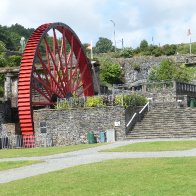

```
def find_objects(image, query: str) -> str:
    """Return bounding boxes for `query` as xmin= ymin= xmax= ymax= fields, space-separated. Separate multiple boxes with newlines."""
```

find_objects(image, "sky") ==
xmin=0 ymin=0 xmax=195 ymax=48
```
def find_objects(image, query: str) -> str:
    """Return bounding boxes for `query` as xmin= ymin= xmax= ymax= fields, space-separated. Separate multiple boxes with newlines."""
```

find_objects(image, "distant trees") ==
xmin=140 ymin=40 xmax=148 ymax=51
xmin=95 ymin=37 xmax=113 ymax=53
xmin=119 ymin=48 xmax=133 ymax=58
xmin=0 ymin=24 xmax=34 ymax=51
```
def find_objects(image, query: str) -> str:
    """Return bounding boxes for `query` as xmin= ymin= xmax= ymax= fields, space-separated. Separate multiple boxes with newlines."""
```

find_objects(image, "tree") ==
xmin=99 ymin=57 xmax=122 ymax=84
xmin=95 ymin=37 xmax=113 ymax=53
xmin=0 ymin=27 xmax=14 ymax=50
xmin=162 ymin=44 xmax=177 ymax=56
xmin=140 ymin=39 xmax=148 ymax=51
xmin=148 ymin=59 xmax=195 ymax=82
xmin=119 ymin=47 xmax=133 ymax=58
xmin=0 ymin=41 xmax=6 ymax=53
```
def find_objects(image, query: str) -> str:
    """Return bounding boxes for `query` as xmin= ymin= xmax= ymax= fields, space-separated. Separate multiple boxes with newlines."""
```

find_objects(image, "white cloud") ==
xmin=0 ymin=0 xmax=196 ymax=48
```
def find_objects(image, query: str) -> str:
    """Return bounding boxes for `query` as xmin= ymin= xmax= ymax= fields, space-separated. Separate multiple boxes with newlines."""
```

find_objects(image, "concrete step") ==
xmin=126 ymin=103 xmax=196 ymax=139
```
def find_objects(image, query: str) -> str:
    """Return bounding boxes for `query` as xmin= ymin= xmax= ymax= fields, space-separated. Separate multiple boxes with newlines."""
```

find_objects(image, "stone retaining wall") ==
xmin=33 ymin=106 xmax=126 ymax=147
xmin=116 ymin=56 xmax=175 ymax=88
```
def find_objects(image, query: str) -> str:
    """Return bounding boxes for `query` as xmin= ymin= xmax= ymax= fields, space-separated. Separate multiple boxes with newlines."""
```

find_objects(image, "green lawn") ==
xmin=0 ymin=160 xmax=42 ymax=171
xmin=103 ymin=140 xmax=196 ymax=152
xmin=0 ymin=157 xmax=195 ymax=195
xmin=0 ymin=143 xmax=104 ymax=158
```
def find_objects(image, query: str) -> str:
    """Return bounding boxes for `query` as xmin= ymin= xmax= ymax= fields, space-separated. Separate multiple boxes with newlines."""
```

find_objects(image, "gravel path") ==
xmin=0 ymin=138 xmax=196 ymax=184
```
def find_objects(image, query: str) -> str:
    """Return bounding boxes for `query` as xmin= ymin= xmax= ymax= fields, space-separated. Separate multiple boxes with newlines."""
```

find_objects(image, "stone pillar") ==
xmin=91 ymin=61 xmax=101 ymax=95
xmin=4 ymin=73 xmax=13 ymax=100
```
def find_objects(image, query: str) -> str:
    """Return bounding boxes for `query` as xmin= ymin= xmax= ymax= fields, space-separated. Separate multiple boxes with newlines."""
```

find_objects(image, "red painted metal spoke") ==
xmin=52 ymin=29 xmax=68 ymax=94
xmin=43 ymin=38 xmax=66 ymax=96
xmin=32 ymin=68 xmax=53 ymax=98
xmin=31 ymin=83 xmax=52 ymax=103
xmin=37 ymin=48 xmax=65 ymax=98
xmin=18 ymin=22 xmax=94 ymax=138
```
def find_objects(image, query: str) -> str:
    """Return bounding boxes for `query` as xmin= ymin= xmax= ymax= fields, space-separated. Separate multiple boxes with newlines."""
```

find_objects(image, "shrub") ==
xmin=56 ymin=94 xmax=147 ymax=110
xmin=99 ymin=57 xmax=122 ymax=84
xmin=132 ymin=63 xmax=140 ymax=71
xmin=119 ymin=48 xmax=133 ymax=58
xmin=8 ymin=55 xmax=21 ymax=67
xmin=115 ymin=94 xmax=147 ymax=108
xmin=0 ymin=56 xmax=6 ymax=67
xmin=85 ymin=96 xmax=104 ymax=107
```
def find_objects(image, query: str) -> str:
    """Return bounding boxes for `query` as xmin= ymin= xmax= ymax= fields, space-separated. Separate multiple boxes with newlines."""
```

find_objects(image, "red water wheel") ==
xmin=18 ymin=22 xmax=94 ymax=136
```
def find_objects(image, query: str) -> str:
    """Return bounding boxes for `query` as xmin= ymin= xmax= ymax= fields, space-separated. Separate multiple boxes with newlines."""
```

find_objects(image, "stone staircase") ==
xmin=126 ymin=102 xmax=196 ymax=139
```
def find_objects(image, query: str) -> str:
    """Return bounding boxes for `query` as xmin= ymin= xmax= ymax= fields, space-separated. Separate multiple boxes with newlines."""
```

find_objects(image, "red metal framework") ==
xmin=18 ymin=22 xmax=94 ymax=136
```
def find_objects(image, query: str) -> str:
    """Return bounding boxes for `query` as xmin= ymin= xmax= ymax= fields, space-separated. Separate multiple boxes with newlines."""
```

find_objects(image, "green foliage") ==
xmin=139 ymin=39 xmax=148 ymax=51
xmin=176 ymin=42 xmax=196 ymax=54
xmin=162 ymin=44 xmax=177 ymax=55
xmin=0 ymin=54 xmax=21 ymax=68
xmin=148 ymin=59 xmax=195 ymax=82
xmin=132 ymin=63 xmax=140 ymax=71
xmin=85 ymin=96 xmax=104 ymax=107
xmin=0 ymin=56 xmax=6 ymax=67
xmin=152 ymin=47 xmax=163 ymax=57
xmin=115 ymin=94 xmax=147 ymax=108
xmin=119 ymin=48 xmax=133 ymax=58
xmin=0 ymin=27 xmax=14 ymax=50
xmin=95 ymin=37 xmax=113 ymax=53
xmin=7 ymin=55 xmax=21 ymax=67
xmin=56 ymin=99 xmax=69 ymax=109
xmin=56 ymin=94 xmax=147 ymax=110
xmin=0 ymin=41 xmax=6 ymax=52
xmin=99 ymin=57 xmax=122 ymax=84
xmin=0 ymin=24 xmax=34 ymax=51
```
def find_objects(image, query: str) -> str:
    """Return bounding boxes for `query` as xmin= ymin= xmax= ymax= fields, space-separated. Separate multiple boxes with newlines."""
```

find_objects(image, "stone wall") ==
xmin=33 ymin=106 xmax=126 ymax=147
xmin=115 ymin=56 xmax=176 ymax=88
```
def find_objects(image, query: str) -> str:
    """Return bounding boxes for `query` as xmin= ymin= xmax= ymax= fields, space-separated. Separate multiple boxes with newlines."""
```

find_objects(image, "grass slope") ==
xmin=0 ymin=143 xmax=104 ymax=158
xmin=103 ymin=140 xmax=196 ymax=152
xmin=0 ymin=157 xmax=195 ymax=195
xmin=0 ymin=160 xmax=42 ymax=171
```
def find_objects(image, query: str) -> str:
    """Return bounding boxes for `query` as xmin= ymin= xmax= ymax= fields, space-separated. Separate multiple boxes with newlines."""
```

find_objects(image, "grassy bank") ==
xmin=0 ymin=157 xmax=195 ymax=195
xmin=0 ymin=143 xmax=104 ymax=158
xmin=103 ymin=140 xmax=196 ymax=152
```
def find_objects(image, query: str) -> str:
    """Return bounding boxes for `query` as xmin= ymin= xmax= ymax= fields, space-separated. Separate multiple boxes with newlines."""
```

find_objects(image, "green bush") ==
xmin=115 ymin=94 xmax=147 ymax=108
xmin=148 ymin=59 xmax=195 ymax=82
xmin=152 ymin=47 xmax=163 ymax=57
xmin=132 ymin=63 xmax=140 ymax=71
xmin=99 ymin=57 xmax=122 ymax=84
xmin=8 ymin=55 xmax=21 ymax=67
xmin=0 ymin=56 xmax=6 ymax=67
xmin=56 ymin=94 xmax=147 ymax=110
xmin=85 ymin=96 xmax=104 ymax=107
xmin=119 ymin=48 xmax=133 ymax=58
xmin=56 ymin=99 xmax=69 ymax=109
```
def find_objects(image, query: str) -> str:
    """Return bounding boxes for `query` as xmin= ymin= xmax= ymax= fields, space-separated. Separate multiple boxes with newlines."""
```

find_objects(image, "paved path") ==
xmin=0 ymin=138 xmax=196 ymax=183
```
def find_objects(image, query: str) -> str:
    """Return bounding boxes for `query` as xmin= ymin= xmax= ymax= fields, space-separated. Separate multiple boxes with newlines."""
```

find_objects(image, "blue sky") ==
xmin=0 ymin=0 xmax=195 ymax=48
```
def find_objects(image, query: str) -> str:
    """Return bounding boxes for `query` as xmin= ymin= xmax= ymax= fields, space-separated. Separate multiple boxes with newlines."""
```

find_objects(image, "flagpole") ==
xmin=189 ymin=35 xmax=192 ymax=56
xmin=187 ymin=29 xmax=192 ymax=56
xmin=90 ymin=41 xmax=93 ymax=59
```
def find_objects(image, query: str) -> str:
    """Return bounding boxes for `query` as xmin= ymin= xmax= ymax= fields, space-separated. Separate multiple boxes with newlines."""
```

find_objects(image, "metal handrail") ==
xmin=139 ymin=102 xmax=149 ymax=114
xmin=126 ymin=112 xmax=137 ymax=128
